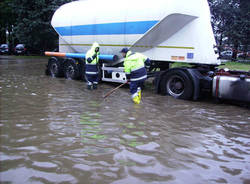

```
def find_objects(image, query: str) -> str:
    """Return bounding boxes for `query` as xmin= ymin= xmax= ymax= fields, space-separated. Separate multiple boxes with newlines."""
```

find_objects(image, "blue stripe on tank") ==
xmin=54 ymin=20 xmax=159 ymax=36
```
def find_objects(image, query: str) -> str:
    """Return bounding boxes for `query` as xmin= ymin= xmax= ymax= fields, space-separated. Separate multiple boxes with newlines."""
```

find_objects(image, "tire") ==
xmin=64 ymin=59 xmax=81 ymax=80
xmin=161 ymin=69 xmax=194 ymax=100
xmin=47 ymin=57 xmax=64 ymax=77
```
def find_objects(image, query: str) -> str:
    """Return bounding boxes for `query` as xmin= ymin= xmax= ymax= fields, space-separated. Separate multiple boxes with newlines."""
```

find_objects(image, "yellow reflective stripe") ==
xmin=157 ymin=46 xmax=194 ymax=49
xmin=60 ymin=44 xmax=194 ymax=49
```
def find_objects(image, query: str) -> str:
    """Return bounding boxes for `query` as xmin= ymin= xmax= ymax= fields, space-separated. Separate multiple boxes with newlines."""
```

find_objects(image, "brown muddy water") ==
xmin=0 ymin=56 xmax=249 ymax=184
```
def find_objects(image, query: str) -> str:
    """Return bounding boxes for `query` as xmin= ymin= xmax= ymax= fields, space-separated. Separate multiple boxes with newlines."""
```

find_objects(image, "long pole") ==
xmin=103 ymin=82 xmax=128 ymax=99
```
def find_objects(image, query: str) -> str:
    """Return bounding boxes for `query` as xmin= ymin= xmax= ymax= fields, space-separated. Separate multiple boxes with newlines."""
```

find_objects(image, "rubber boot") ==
xmin=87 ymin=82 xmax=92 ymax=90
xmin=87 ymin=84 xmax=92 ymax=90
xmin=132 ymin=95 xmax=140 ymax=104
xmin=137 ymin=87 xmax=141 ymax=101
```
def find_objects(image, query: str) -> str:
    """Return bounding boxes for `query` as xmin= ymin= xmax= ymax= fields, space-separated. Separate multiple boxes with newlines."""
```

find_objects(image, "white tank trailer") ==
xmin=45 ymin=0 xmax=250 ymax=103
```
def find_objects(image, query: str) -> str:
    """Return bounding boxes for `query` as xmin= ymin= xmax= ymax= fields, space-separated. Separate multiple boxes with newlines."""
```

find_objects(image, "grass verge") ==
xmin=218 ymin=62 xmax=250 ymax=71
xmin=171 ymin=61 xmax=250 ymax=71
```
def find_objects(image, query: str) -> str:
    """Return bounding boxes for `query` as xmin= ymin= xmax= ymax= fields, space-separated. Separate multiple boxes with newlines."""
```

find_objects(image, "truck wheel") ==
xmin=64 ymin=59 xmax=80 ymax=80
xmin=47 ymin=57 xmax=64 ymax=77
xmin=161 ymin=69 xmax=193 ymax=100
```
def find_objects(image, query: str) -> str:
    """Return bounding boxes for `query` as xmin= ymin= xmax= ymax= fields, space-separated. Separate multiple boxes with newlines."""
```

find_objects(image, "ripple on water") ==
xmin=0 ymin=167 xmax=77 ymax=184
xmin=32 ymin=161 xmax=58 ymax=169
xmin=114 ymin=150 xmax=155 ymax=165
xmin=73 ymin=164 xmax=92 ymax=171
xmin=136 ymin=142 xmax=160 ymax=152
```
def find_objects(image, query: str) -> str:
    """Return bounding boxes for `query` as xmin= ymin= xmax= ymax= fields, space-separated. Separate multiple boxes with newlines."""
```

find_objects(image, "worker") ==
xmin=85 ymin=42 xmax=100 ymax=90
xmin=120 ymin=48 xmax=150 ymax=104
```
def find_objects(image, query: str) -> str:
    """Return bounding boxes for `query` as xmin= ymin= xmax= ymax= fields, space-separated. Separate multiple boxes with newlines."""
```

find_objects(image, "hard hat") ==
xmin=120 ymin=48 xmax=129 ymax=53
xmin=92 ymin=42 xmax=99 ymax=48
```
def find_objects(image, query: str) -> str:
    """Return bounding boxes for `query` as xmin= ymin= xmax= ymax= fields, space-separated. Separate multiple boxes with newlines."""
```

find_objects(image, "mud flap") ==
xmin=186 ymin=68 xmax=213 ymax=100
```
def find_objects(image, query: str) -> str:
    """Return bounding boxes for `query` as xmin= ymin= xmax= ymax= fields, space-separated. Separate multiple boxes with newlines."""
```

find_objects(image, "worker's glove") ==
xmin=87 ymin=57 xmax=92 ymax=63
xmin=92 ymin=53 xmax=97 ymax=60
xmin=95 ymin=47 xmax=99 ymax=53
xmin=145 ymin=58 xmax=151 ymax=69
xmin=126 ymin=73 xmax=131 ymax=83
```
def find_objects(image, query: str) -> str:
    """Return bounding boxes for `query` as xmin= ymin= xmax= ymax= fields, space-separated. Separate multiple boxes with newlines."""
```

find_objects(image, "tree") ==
xmin=10 ymin=0 xmax=74 ymax=54
xmin=239 ymin=0 xmax=250 ymax=54
xmin=0 ymin=0 xmax=16 ymax=48
xmin=208 ymin=0 xmax=250 ymax=60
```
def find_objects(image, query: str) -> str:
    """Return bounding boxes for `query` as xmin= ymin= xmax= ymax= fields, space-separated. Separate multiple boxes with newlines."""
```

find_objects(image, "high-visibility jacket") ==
xmin=124 ymin=51 xmax=147 ymax=81
xmin=85 ymin=42 xmax=100 ymax=75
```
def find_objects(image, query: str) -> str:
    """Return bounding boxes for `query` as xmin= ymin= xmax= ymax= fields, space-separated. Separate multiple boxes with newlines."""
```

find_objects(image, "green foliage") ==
xmin=12 ymin=0 xmax=75 ymax=50
xmin=238 ymin=0 xmax=250 ymax=52
xmin=0 ymin=0 xmax=16 ymax=44
xmin=1 ymin=0 xmax=75 ymax=52
xmin=208 ymin=0 xmax=250 ymax=57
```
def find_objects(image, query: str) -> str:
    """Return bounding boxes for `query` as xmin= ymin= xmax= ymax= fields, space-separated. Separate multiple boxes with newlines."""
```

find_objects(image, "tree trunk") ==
xmin=0 ymin=29 xmax=6 ymax=44
xmin=232 ymin=43 xmax=238 ymax=61
xmin=218 ymin=34 xmax=223 ymax=56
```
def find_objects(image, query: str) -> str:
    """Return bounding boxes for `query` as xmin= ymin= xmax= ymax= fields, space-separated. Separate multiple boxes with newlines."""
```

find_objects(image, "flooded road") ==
xmin=0 ymin=56 xmax=249 ymax=184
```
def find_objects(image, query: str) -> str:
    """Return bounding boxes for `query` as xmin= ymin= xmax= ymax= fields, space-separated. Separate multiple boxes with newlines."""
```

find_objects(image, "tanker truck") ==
xmin=45 ymin=0 xmax=250 ymax=103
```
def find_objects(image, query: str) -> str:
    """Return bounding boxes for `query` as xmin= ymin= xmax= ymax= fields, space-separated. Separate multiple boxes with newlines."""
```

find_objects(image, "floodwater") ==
xmin=0 ymin=56 xmax=249 ymax=184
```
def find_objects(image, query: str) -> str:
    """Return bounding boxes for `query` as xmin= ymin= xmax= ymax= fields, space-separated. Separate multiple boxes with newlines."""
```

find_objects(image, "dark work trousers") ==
xmin=130 ymin=80 xmax=145 ymax=94
xmin=86 ymin=74 xmax=99 ymax=84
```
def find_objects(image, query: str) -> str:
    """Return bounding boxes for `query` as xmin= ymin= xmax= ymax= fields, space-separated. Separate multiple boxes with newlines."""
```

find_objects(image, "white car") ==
xmin=220 ymin=50 xmax=232 ymax=59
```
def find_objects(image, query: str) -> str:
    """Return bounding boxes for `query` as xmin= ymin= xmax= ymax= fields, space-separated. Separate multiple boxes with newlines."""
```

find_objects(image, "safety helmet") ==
xmin=120 ymin=48 xmax=129 ymax=53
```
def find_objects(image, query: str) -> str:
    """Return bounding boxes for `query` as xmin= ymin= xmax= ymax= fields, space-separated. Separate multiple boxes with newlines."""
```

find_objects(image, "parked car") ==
xmin=0 ymin=44 xmax=10 ymax=55
xmin=219 ymin=50 xmax=232 ymax=59
xmin=14 ymin=44 xmax=27 ymax=55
